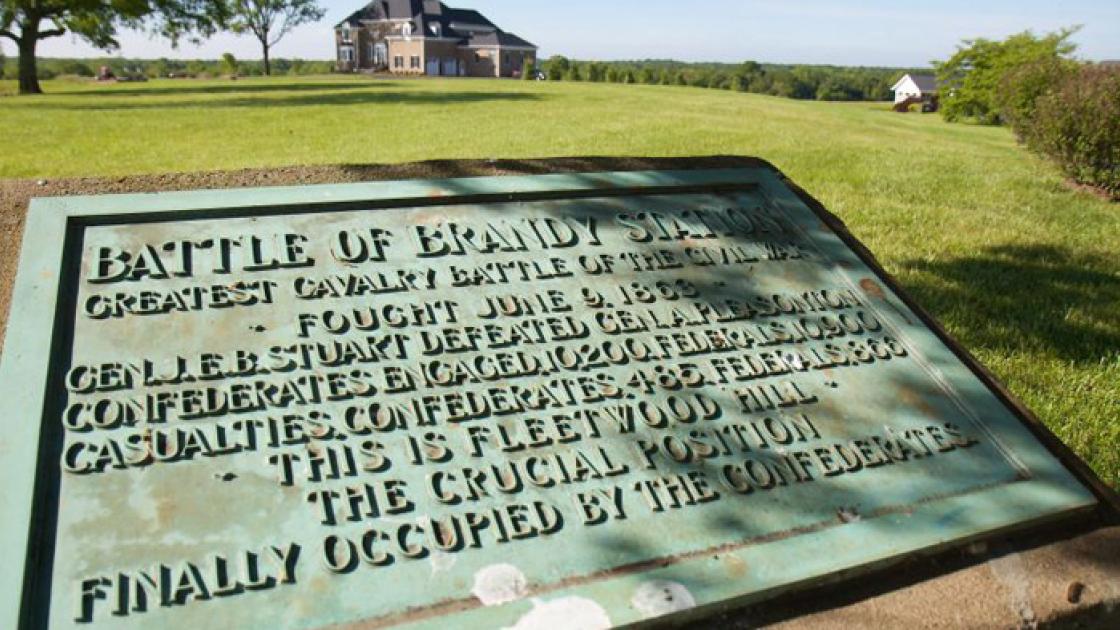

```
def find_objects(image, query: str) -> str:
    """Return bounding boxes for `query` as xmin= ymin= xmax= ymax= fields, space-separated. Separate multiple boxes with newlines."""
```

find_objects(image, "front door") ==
xmin=441 ymin=58 xmax=457 ymax=76
xmin=426 ymin=59 xmax=440 ymax=76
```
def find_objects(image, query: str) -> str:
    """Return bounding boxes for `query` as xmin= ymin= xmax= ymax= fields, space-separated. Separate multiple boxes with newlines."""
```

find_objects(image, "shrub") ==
xmin=221 ymin=53 xmax=239 ymax=76
xmin=685 ymin=71 xmax=707 ymax=88
xmin=935 ymin=28 xmax=1077 ymax=124
xmin=768 ymin=73 xmax=796 ymax=98
xmin=58 ymin=61 xmax=95 ymax=77
xmin=1025 ymin=65 xmax=1120 ymax=197
xmin=286 ymin=60 xmax=331 ymax=75
xmin=545 ymin=55 xmax=569 ymax=81
xmin=816 ymin=77 xmax=861 ymax=101
xmin=145 ymin=61 xmax=167 ymax=79
xmin=747 ymin=73 xmax=770 ymax=93
xmin=186 ymin=60 xmax=210 ymax=76
xmin=996 ymin=58 xmax=1075 ymax=137
xmin=271 ymin=58 xmax=291 ymax=74
xmin=707 ymin=72 xmax=730 ymax=90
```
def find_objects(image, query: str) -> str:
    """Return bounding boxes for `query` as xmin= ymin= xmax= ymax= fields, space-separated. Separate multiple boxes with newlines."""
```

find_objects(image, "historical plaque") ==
xmin=0 ymin=169 xmax=1097 ymax=628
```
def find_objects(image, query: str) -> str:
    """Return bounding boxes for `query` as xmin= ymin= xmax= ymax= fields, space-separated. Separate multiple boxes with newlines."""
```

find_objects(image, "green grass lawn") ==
xmin=2 ymin=75 xmax=1118 ymax=487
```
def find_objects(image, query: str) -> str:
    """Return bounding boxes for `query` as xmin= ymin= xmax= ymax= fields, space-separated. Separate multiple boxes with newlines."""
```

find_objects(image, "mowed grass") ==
xmin=2 ymin=75 xmax=1118 ymax=487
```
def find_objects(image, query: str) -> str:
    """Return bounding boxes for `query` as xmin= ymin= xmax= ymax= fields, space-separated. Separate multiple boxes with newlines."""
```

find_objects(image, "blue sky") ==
xmin=7 ymin=0 xmax=1119 ymax=66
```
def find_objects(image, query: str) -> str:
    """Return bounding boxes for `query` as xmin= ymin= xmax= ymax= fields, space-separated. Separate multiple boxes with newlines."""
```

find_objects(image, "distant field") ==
xmin=2 ymin=75 xmax=1118 ymax=487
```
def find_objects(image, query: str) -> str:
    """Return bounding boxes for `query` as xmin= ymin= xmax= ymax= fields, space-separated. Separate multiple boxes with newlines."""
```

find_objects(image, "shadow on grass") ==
xmin=331 ymin=156 xmax=774 ymax=182
xmin=31 ymin=89 xmax=542 ymax=110
xmin=74 ymin=80 xmax=392 ymax=98
xmin=897 ymin=244 xmax=1120 ymax=365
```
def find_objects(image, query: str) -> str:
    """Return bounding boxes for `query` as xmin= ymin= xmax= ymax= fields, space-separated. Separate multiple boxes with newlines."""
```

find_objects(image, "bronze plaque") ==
xmin=0 ymin=168 xmax=1095 ymax=629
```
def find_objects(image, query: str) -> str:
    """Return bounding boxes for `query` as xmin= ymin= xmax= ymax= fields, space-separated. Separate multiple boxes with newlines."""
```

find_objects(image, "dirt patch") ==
xmin=0 ymin=156 xmax=772 ymax=344
xmin=1062 ymin=178 xmax=1119 ymax=202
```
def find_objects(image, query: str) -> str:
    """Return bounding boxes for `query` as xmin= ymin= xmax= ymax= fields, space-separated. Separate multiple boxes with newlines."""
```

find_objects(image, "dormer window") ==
xmin=402 ymin=22 xmax=413 ymax=37
xmin=430 ymin=23 xmax=441 ymax=37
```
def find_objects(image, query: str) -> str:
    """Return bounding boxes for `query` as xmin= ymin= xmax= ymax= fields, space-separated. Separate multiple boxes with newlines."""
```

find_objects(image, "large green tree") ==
xmin=0 ymin=0 xmax=226 ymax=94
xmin=934 ymin=27 xmax=1079 ymax=124
xmin=228 ymin=0 xmax=323 ymax=76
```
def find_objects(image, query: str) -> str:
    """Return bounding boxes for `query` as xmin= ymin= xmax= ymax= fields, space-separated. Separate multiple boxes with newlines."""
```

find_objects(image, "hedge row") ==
xmin=999 ymin=63 xmax=1120 ymax=198
xmin=526 ymin=57 xmax=911 ymax=102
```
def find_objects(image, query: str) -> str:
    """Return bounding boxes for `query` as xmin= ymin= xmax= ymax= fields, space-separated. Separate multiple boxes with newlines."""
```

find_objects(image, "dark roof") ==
xmin=445 ymin=8 xmax=495 ymax=30
xmin=907 ymin=74 xmax=938 ymax=92
xmin=468 ymin=31 xmax=537 ymax=49
xmin=337 ymin=0 xmax=423 ymax=27
xmin=336 ymin=1 xmax=535 ymax=49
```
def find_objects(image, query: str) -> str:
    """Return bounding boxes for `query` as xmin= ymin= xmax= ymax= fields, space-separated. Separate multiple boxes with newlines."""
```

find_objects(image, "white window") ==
xmin=340 ymin=47 xmax=354 ymax=62
xmin=430 ymin=22 xmax=442 ymax=37
xmin=341 ymin=27 xmax=352 ymax=43
xmin=402 ymin=22 xmax=413 ymax=37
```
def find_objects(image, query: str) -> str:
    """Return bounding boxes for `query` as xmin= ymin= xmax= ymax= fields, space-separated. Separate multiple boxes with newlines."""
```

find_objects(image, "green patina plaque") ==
xmin=0 ymin=168 xmax=1096 ymax=629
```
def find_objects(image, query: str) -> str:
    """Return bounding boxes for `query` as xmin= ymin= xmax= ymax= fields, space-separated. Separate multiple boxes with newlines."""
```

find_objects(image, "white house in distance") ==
xmin=891 ymin=73 xmax=939 ymax=112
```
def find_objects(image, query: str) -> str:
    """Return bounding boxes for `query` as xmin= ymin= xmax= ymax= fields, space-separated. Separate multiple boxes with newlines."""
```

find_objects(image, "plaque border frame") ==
xmin=0 ymin=166 xmax=1111 ymax=629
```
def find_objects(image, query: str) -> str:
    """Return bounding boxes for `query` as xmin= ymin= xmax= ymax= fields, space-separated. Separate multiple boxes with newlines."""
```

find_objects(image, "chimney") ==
xmin=423 ymin=1 xmax=441 ymax=14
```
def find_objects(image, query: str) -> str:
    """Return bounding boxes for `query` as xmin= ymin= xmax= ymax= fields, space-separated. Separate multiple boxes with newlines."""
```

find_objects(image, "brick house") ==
xmin=335 ymin=1 xmax=537 ymax=78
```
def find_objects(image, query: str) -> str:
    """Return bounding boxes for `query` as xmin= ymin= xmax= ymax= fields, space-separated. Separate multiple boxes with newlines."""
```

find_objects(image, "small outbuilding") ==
xmin=891 ymin=73 xmax=939 ymax=112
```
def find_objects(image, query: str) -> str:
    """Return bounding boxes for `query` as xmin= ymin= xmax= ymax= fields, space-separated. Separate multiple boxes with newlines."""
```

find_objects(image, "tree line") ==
xmin=528 ymin=57 xmax=919 ymax=102
xmin=0 ymin=55 xmax=334 ymax=80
